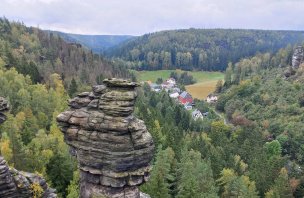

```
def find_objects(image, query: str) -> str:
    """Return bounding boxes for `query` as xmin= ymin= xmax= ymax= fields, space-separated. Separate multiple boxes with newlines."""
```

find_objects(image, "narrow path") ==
xmin=213 ymin=108 xmax=229 ymax=126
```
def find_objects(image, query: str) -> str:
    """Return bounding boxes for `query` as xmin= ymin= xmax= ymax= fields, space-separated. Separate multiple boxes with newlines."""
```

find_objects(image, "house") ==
xmin=192 ymin=109 xmax=203 ymax=120
xmin=179 ymin=91 xmax=193 ymax=105
xmin=169 ymin=92 xmax=179 ymax=99
xmin=161 ymin=82 xmax=175 ymax=90
xmin=172 ymin=87 xmax=181 ymax=93
xmin=206 ymin=94 xmax=218 ymax=103
xmin=161 ymin=78 xmax=176 ymax=91
xmin=166 ymin=78 xmax=176 ymax=85
xmin=184 ymin=102 xmax=193 ymax=110
xmin=150 ymin=83 xmax=161 ymax=92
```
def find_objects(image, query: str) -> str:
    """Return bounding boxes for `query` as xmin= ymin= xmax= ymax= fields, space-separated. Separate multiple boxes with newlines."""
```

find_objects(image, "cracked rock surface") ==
xmin=57 ymin=78 xmax=155 ymax=198
xmin=292 ymin=46 xmax=304 ymax=69
xmin=0 ymin=97 xmax=9 ymax=124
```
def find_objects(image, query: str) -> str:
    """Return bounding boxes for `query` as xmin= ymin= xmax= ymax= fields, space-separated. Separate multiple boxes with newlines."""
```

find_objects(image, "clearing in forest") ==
xmin=134 ymin=70 xmax=224 ymax=99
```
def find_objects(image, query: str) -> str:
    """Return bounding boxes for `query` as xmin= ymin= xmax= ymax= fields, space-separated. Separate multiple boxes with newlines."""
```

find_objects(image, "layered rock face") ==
xmin=292 ymin=46 xmax=304 ymax=69
xmin=57 ymin=78 xmax=154 ymax=198
xmin=0 ymin=97 xmax=56 ymax=198
xmin=0 ymin=97 xmax=9 ymax=124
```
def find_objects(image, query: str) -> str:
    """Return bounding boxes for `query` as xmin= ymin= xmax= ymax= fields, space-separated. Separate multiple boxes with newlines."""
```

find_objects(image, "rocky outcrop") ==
xmin=292 ymin=46 xmax=304 ymax=69
xmin=57 ymin=78 xmax=155 ymax=198
xmin=0 ymin=97 xmax=57 ymax=198
xmin=284 ymin=67 xmax=296 ymax=78
xmin=0 ymin=97 xmax=9 ymax=124
xmin=140 ymin=192 xmax=151 ymax=198
xmin=284 ymin=46 xmax=304 ymax=78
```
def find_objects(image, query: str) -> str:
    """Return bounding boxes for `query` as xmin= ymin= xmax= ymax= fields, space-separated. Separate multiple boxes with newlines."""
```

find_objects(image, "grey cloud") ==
xmin=1 ymin=0 xmax=303 ymax=35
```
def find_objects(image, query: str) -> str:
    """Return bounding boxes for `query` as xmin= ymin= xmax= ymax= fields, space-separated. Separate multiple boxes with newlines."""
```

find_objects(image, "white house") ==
xmin=169 ymin=92 xmax=179 ymax=99
xmin=192 ymin=109 xmax=203 ymax=120
xmin=166 ymin=78 xmax=176 ymax=85
xmin=206 ymin=94 xmax=218 ymax=103
xmin=161 ymin=82 xmax=172 ymax=90
xmin=150 ymin=83 xmax=161 ymax=92
xmin=161 ymin=78 xmax=176 ymax=91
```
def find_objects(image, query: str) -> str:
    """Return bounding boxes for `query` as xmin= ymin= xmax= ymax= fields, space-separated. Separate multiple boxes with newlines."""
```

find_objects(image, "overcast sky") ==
xmin=1 ymin=0 xmax=303 ymax=35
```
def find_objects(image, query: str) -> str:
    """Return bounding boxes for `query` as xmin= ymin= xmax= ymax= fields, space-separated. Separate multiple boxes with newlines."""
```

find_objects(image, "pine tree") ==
xmin=0 ymin=114 xmax=26 ymax=169
xmin=224 ymin=62 xmax=232 ymax=86
xmin=67 ymin=171 xmax=80 ymax=198
xmin=141 ymin=147 xmax=175 ymax=198
xmin=177 ymin=149 xmax=218 ymax=198
xmin=217 ymin=168 xmax=259 ymax=198
xmin=46 ymin=151 xmax=75 ymax=197
xmin=215 ymin=80 xmax=223 ymax=93
xmin=265 ymin=168 xmax=293 ymax=198
xmin=95 ymin=74 xmax=105 ymax=84
xmin=68 ymin=78 xmax=78 ymax=97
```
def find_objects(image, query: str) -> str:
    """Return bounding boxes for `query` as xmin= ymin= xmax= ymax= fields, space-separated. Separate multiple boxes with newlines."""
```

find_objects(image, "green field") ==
xmin=133 ymin=69 xmax=223 ymax=82
xmin=133 ymin=70 xmax=224 ymax=99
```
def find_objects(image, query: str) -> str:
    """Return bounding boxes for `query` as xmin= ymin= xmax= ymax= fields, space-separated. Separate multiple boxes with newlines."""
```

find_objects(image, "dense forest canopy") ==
xmin=1 ymin=16 xmax=304 ymax=197
xmin=107 ymin=28 xmax=304 ymax=71
xmin=136 ymin=44 xmax=304 ymax=197
xmin=0 ymin=18 xmax=131 ymax=197
xmin=0 ymin=17 xmax=130 ymax=91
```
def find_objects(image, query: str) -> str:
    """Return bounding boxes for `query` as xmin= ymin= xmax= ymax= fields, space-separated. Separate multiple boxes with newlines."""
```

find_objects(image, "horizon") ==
xmin=1 ymin=0 xmax=303 ymax=36
xmin=47 ymin=27 xmax=304 ymax=37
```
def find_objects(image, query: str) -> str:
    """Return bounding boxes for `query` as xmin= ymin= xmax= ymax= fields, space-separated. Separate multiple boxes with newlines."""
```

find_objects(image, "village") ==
xmin=147 ymin=77 xmax=218 ymax=121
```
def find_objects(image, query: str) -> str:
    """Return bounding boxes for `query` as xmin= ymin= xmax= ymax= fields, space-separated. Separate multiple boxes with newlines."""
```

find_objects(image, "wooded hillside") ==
xmin=52 ymin=31 xmax=135 ymax=54
xmin=0 ymin=17 xmax=129 ymax=88
xmin=108 ymin=28 xmax=304 ymax=71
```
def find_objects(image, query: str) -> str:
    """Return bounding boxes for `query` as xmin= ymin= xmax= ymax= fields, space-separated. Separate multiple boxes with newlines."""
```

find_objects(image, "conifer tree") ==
xmin=141 ymin=147 xmax=175 ymax=198
xmin=68 ymin=78 xmax=78 ymax=97
xmin=265 ymin=168 xmax=293 ymax=198
xmin=177 ymin=149 xmax=218 ymax=198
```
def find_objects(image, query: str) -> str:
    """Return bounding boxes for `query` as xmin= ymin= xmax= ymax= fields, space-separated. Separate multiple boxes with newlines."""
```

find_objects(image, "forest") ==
xmin=0 ymin=17 xmax=304 ymax=198
xmin=0 ymin=17 xmax=130 ymax=91
xmin=51 ymin=31 xmax=135 ymax=54
xmin=108 ymin=28 xmax=304 ymax=71
xmin=136 ymin=44 xmax=304 ymax=197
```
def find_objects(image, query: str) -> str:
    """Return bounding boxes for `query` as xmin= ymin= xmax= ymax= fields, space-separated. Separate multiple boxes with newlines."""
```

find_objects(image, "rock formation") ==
xmin=57 ymin=78 xmax=155 ymax=198
xmin=0 ymin=97 xmax=9 ymax=124
xmin=292 ymin=46 xmax=304 ymax=69
xmin=284 ymin=46 xmax=304 ymax=78
xmin=0 ymin=97 xmax=57 ymax=198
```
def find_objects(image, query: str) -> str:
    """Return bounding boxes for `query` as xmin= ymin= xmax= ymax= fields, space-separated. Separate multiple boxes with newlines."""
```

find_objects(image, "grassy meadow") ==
xmin=133 ymin=70 xmax=224 ymax=99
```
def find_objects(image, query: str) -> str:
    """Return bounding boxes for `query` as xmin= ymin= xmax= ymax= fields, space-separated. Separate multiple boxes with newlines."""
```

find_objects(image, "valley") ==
xmin=0 ymin=5 xmax=304 ymax=196
xmin=133 ymin=69 xmax=224 ymax=99
xmin=50 ymin=31 xmax=135 ymax=53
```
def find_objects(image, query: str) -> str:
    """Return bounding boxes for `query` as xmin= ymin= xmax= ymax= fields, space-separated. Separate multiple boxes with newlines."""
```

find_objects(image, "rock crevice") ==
xmin=57 ymin=79 xmax=154 ymax=198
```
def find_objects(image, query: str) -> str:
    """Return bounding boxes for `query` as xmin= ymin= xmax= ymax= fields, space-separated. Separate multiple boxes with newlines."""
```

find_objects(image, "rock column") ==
xmin=57 ymin=79 xmax=154 ymax=198
xmin=292 ymin=46 xmax=304 ymax=69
